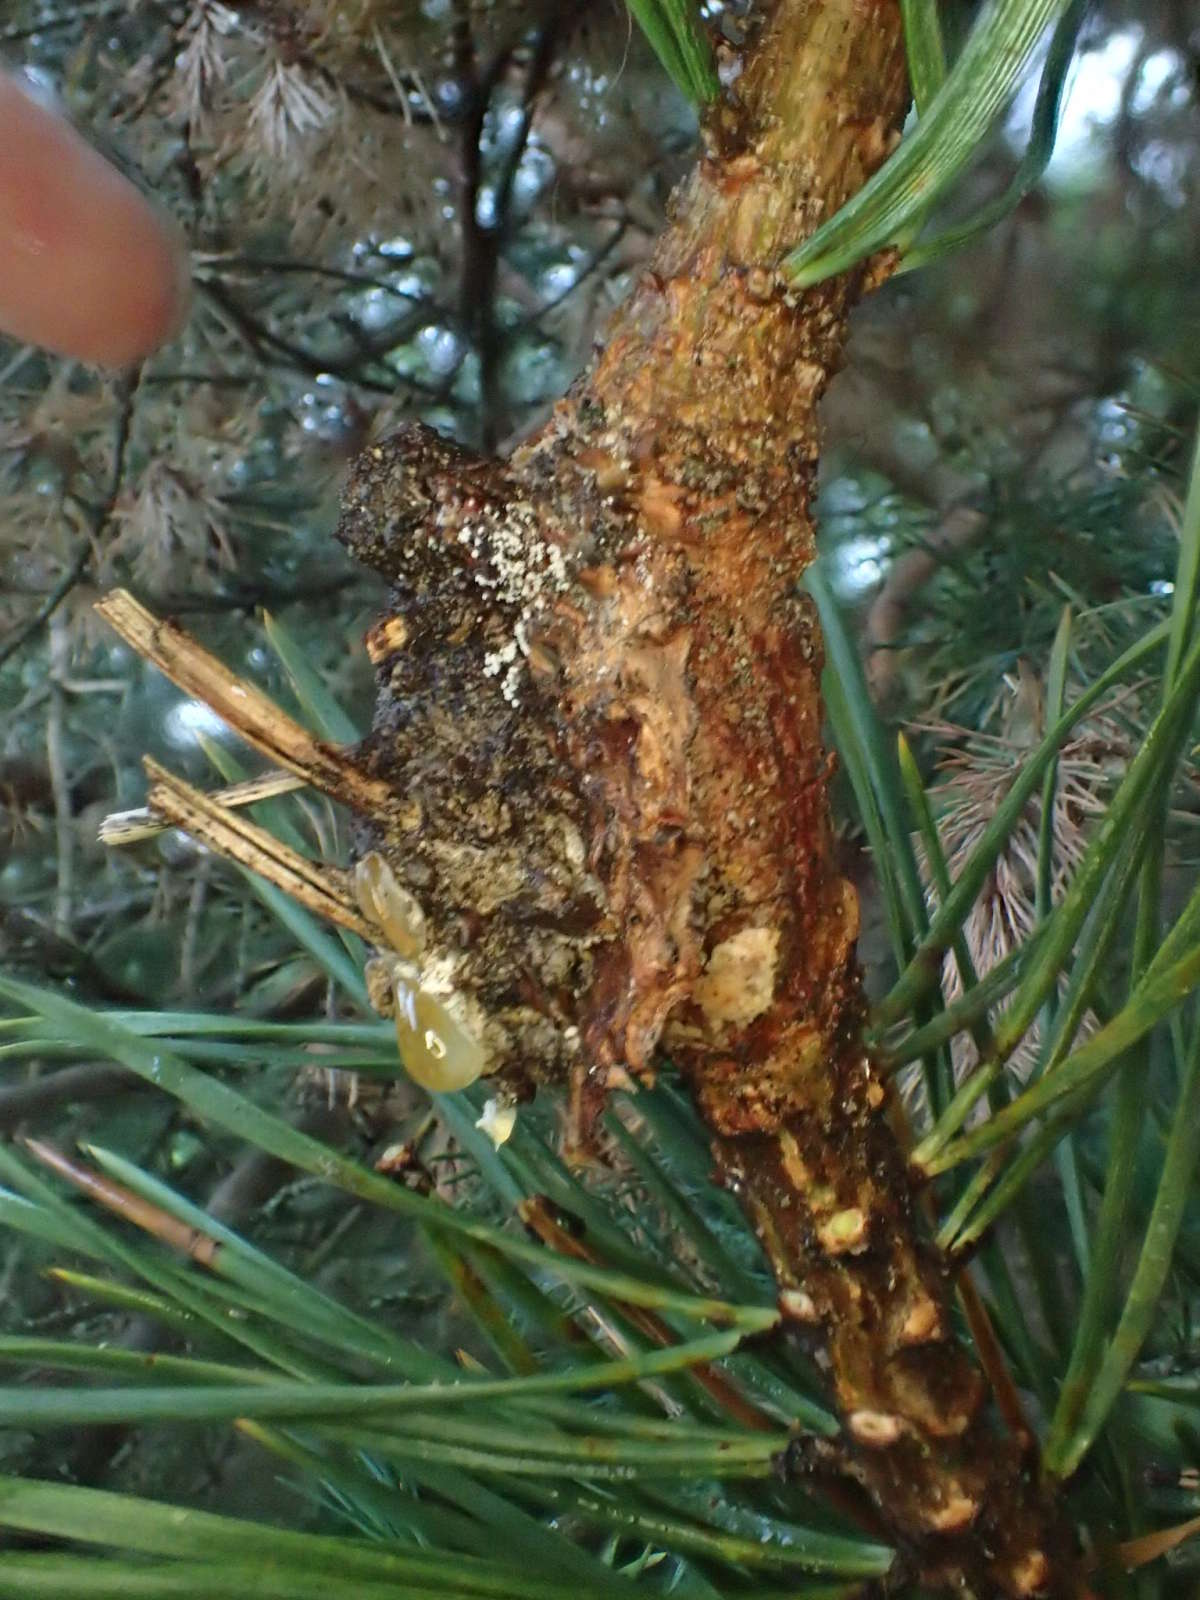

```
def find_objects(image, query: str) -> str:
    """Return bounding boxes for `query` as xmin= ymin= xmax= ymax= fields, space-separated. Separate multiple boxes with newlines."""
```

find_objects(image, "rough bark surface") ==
xmin=332 ymin=3 xmax=1084 ymax=1593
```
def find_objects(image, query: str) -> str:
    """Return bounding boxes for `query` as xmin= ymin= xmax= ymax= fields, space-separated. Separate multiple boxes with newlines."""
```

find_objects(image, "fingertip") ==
xmin=103 ymin=209 xmax=193 ymax=369
xmin=0 ymin=71 xmax=189 ymax=367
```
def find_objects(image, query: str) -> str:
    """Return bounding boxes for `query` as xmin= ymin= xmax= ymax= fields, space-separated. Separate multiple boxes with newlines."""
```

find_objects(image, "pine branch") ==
xmin=92 ymin=3 xmax=1090 ymax=1591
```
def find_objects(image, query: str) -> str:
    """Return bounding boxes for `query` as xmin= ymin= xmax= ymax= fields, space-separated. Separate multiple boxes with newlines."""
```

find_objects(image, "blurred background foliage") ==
xmin=2 ymin=0 xmax=1200 ymax=1591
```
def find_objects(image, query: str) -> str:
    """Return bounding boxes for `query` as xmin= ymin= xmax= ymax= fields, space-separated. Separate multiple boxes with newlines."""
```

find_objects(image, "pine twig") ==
xmin=100 ymin=769 xmax=309 ymax=846
xmin=141 ymin=758 xmax=372 ymax=940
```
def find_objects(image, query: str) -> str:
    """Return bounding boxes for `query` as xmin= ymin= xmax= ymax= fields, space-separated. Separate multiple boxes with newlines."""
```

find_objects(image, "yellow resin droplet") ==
xmin=390 ymin=965 xmax=487 ymax=1093
xmin=354 ymin=851 xmax=426 ymax=960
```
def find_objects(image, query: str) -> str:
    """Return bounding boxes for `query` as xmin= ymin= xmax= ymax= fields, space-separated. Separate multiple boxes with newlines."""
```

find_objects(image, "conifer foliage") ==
xmin=3 ymin=4 xmax=1200 ymax=1597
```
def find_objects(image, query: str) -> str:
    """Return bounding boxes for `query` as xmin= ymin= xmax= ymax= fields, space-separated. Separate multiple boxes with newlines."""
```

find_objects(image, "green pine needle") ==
xmin=785 ymin=0 xmax=1077 ymax=285
xmin=626 ymin=1 xmax=720 ymax=106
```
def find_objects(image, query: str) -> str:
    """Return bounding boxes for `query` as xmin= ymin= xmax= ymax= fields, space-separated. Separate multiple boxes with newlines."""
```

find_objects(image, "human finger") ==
xmin=0 ymin=71 xmax=189 ymax=366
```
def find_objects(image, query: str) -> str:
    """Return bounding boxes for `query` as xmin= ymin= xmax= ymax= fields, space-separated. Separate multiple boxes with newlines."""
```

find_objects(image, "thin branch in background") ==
xmin=195 ymin=275 xmax=436 ymax=398
xmin=518 ymin=219 xmax=628 ymax=328
xmin=46 ymin=613 xmax=73 ymax=935
xmin=0 ymin=1 xmax=128 ymax=45
xmin=0 ymin=1064 xmax=141 ymax=1133
xmin=0 ymin=905 xmax=148 ymax=1006
xmin=457 ymin=36 xmax=518 ymax=451
xmin=0 ymin=541 xmax=90 ymax=672
xmin=179 ymin=854 xmax=211 ymax=1001
xmin=138 ymin=371 xmax=257 ymax=389
xmin=199 ymin=254 xmax=423 ymax=298
xmin=457 ymin=4 xmax=588 ymax=448
xmin=129 ymin=573 xmax=363 ymax=614
xmin=0 ymin=368 xmax=140 ymax=670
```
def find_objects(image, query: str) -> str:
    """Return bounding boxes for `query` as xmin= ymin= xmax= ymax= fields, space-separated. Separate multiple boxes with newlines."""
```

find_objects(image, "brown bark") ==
xmin=103 ymin=2 xmax=1085 ymax=1593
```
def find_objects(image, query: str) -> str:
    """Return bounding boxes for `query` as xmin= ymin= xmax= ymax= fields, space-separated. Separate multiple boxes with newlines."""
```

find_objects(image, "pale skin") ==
xmin=0 ymin=71 xmax=187 ymax=366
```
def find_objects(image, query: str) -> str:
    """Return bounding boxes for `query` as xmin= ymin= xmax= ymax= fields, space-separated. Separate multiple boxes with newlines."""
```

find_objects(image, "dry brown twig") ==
xmin=141 ymin=758 xmax=371 ymax=940
xmin=100 ymin=768 xmax=308 ymax=847
xmin=94 ymin=588 xmax=392 ymax=815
